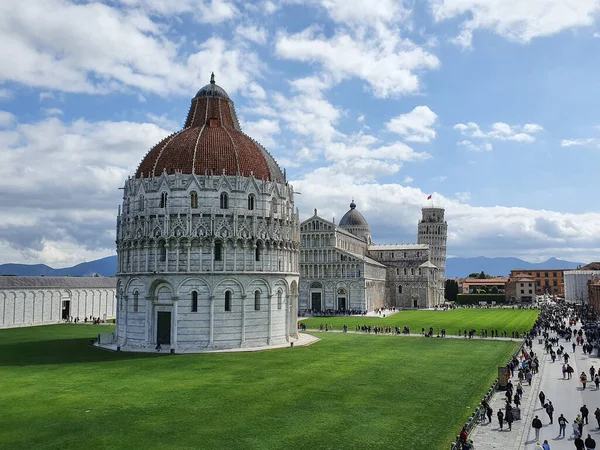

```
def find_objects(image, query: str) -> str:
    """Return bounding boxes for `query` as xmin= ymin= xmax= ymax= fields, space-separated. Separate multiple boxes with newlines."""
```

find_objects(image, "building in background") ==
xmin=588 ymin=278 xmax=600 ymax=313
xmin=564 ymin=269 xmax=600 ymax=303
xmin=509 ymin=269 xmax=566 ymax=297
xmin=298 ymin=203 xmax=447 ymax=311
xmin=505 ymin=276 xmax=536 ymax=302
xmin=461 ymin=277 xmax=508 ymax=294
xmin=0 ymin=276 xmax=116 ymax=328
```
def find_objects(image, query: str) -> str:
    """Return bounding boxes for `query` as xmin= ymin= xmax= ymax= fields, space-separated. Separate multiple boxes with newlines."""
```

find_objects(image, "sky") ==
xmin=1 ymin=0 xmax=600 ymax=267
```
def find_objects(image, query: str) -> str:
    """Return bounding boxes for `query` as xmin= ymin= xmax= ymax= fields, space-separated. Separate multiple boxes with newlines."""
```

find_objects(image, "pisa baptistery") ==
xmin=114 ymin=75 xmax=300 ymax=352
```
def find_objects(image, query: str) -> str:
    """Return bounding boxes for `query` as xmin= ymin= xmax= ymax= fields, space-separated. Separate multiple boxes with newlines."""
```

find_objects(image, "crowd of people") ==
xmin=64 ymin=316 xmax=107 ymax=324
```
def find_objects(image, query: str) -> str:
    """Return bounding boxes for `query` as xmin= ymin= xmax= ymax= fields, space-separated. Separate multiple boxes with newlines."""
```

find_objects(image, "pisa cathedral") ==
xmin=298 ymin=202 xmax=447 ymax=312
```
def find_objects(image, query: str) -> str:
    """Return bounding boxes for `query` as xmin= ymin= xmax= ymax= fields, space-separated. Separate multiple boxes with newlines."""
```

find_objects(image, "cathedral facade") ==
xmin=114 ymin=76 xmax=300 ymax=352
xmin=298 ymin=202 xmax=447 ymax=312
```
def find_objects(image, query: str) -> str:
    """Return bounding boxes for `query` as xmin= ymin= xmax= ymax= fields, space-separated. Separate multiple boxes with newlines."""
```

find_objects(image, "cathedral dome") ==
xmin=135 ymin=74 xmax=284 ymax=182
xmin=339 ymin=200 xmax=369 ymax=227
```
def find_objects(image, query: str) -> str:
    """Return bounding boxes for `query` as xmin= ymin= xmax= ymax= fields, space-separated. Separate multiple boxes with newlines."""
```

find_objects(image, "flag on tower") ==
xmin=427 ymin=194 xmax=432 ymax=200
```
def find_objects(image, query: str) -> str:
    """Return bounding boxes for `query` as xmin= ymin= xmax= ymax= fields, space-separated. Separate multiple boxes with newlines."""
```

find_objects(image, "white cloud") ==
xmin=560 ymin=138 xmax=597 ymax=147
xmin=358 ymin=115 xmax=365 ymax=123
xmin=431 ymin=0 xmax=600 ymax=48
xmin=0 ymin=1 xmax=260 ymax=97
xmin=0 ymin=111 xmax=15 ymax=128
xmin=117 ymin=0 xmax=238 ymax=23
xmin=434 ymin=175 xmax=447 ymax=182
xmin=457 ymin=140 xmax=493 ymax=151
xmin=594 ymin=32 xmax=600 ymax=37
xmin=403 ymin=176 xmax=414 ymax=184
xmin=236 ymin=25 xmax=268 ymax=44
xmin=320 ymin=0 xmax=410 ymax=24
xmin=386 ymin=105 xmax=438 ymax=143
xmin=243 ymin=119 xmax=281 ymax=148
xmin=43 ymin=108 xmax=63 ymax=116
xmin=455 ymin=192 xmax=471 ymax=202
xmin=274 ymin=26 xmax=440 ymax=97
xmin=454 ymin=121 xmax=543 ymax=146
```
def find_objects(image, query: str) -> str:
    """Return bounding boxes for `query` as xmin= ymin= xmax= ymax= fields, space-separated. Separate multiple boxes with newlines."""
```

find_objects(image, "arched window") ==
xmin=191 ymin=291 xmax=198 ymax=312
xmin=404 ymin=252 xmax=407 ymax=258
xmin=220 ymin=192 xmax=228 ymax=209
xmin=214 ymin=241 xmax=222 ymax=261
xmin=133 ymin=291 xmax=139 ymax=312
xmin=248 ymin=194 xmax=255 ymax=210
xmin=254 ymin=291 xmax=261 ymax=310
xmin=160 ymin=192 xmax=168 ymax=208
xmin=139 ymin=196 xmax=144 ymax=211
xmin=411 ymin=268 xmax=415 ymax=275
xmin=225 ymin=291 xmax=232 ymax=311
xmin=277 ymin=290 xmax=282 ymax=309
xmin=419 ymin=268 xmax=422 ymax=275
xmin=417 ymin=251 xmax=420 ymax=257
xmin=255 ymin=243 xmax=261 ymax=261
xmin=272 ymin=198 xmax=278 ymax=213
xmin=159 ymin=241 xmax=167 ymax=262
xmin=398 ymin=285 xmax=402 ymax=294
xmin=190 ymin=191 xmax=198 ymax=209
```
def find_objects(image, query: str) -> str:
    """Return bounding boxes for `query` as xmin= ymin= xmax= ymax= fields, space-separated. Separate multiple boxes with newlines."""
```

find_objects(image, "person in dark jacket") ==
xmin=514 ymin=393 xmax=521 ymax=408
xmin=595 ymin=407 xmax=600 ymax=428
xmin=498 ymin=409 xmax=504 ymax=431
xmin=486 ymin=407 xmax=493 ymax=423
xmin=581 ymin=405 xmax=589 ymax=425
xmin=545 ymin=401 xmax=554 ymax=424
xmin=532 ymin=415 xmax=543 ymax=440
xmin=575 ymin=435 xmax=585 ymax=450
xmin=539 ymin=391 xmax=546 ymax=407
xmin=505 ymin=408 xmax=514 ymax=431
xmin=585 ymin=434 xmax=596 ymax=449
xmin=558 ymin=414 xmax=568 ymax=438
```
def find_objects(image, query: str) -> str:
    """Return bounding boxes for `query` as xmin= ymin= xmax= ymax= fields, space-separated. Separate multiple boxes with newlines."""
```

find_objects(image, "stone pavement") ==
xmin=470 ymin=326 xmax=600 ymax=449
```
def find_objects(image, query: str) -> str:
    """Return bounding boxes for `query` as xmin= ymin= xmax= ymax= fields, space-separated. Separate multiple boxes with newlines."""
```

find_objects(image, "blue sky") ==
xmin=1 ymin=0 xmax=600 ymax=267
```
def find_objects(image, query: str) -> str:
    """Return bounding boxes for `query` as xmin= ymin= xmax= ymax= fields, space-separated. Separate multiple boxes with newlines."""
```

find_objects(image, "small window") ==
xmin=133 ymin=291 xmax=139 ymax=312
xmin=398 ymin=285 xmax=402 ymax=294
xmin=190 ymin=191 xmax=198 ymax=209
xmin=553 ymin=272 xmax=557 ymax=277
xmin=553 ymin=280 xmax=557 ymax=286
xmin=248 ymin=194 xmax=255 ymax=210
xmin=220 ymin=192 xmax=229 ymax=209
xmin=418 ymin=268 xmax=422 ymax=275
xmin=536 ymin=272 xmax=540 ymax=277
xmin=277 ymin=291 xmax=282 ymax=310
xmin=411 ymin=268 xmax=414 ymax=275
xmin=214 ymin=241 xmax=222 ymax=261
xmin=529 ymin=290 xmax=533 ymax=294
xmin=225 ymin=291 xmax=231 ymax=311
xmin=254 ymin=291 xmax=261 ymax=311
xmin=404 ymin=268 xmax=407 ymax=275
xmin=391 ymin=253 xmax=394 ymax=259
xmin=396 ymin=268 xmax=399 ymax=275
xmin=272 ymin=198 xmax=278 ymax=213
xmin=255 ymin=243 xmax=261 ymax=261
xmin=544 ymin=272 xmax=548 ymax=277
xmin=160 ymin=192 xmax=168 ymax=208
xmin=159 ymin=241 xmax=167 ymax=262
xmin=191 ymin=291 xmax=198 ymax=312
xmin=521 ymin=289 xmax=524 ymax=294
xmin=139 ymin=196 xmax=144 ymax=211
xmin=417 ymin=251 xmax=420 ymax=257
xmin=404 ymin=252 xmax=407 ymax=258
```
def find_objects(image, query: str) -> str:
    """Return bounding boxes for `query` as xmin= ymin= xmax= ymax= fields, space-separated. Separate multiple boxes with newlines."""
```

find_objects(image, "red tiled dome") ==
xmin=136 ymin=75 xmax=284 ymax=182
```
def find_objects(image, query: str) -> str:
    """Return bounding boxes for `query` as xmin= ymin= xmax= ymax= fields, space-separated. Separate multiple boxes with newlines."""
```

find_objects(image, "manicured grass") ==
xmin=0 ymin=324 xmax=518 ymax=450
xmin=300 ymin=308 xmax=539 ymax=334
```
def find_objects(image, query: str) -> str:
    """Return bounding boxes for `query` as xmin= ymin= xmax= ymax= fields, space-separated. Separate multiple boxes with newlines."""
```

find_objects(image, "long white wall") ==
xmin=0 ymin=288 xmax=116 ymax=328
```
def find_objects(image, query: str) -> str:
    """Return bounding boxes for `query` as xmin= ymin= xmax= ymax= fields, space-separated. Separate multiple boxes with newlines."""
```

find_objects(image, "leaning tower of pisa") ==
xmin=417 ymin=207 xmax=448 ymax=303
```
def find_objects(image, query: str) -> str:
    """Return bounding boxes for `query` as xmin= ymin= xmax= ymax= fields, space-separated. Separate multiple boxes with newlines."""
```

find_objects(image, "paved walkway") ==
xmin=470 ymin=327 xmax=600 ymax=449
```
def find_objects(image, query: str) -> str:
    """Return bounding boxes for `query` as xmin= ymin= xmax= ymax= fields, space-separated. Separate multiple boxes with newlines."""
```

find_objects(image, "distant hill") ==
xmin=446 ymin=256 xmax=584 ymax=278
xmin=0 ymin=255 xmax=585 ymax=279
xmin=0 ymin=256 xmax=118 ymax=277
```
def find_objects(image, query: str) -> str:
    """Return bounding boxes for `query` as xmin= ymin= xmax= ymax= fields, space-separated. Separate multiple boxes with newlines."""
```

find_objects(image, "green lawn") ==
xmin=0 ymin=324 xmax=519 ymax=450
xmin=300 ymin=308 xmax=539 ymax=334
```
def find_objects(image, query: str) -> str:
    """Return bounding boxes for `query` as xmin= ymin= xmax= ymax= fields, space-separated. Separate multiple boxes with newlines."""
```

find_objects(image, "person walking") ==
xmin=533 ymin=415 xmax=543 ymax=440
xmin=558 ymin=414 xmax=569 ymax=438
xmin=539 ymin=391 xmax=546 ymax=407
xmin=545 ymin=401 xmax=554 ymax=424
xmin=486 ymin=406 xmax=493 ymax=424
xmin=534 ymin=442 xmax=543 ymax=450
xmin=581 ymin=405 xmax=590 ymax=425
xmin=581 ymin=372 xmax=588 ymax=390
xmin=575 ymin=435 xmax=585 ymax=450
xmin=585 ymin=434 xmax=596 ymax=450
xmin=542 ymin=439 xmax=551 ymax=450
xmin=514 ymin=393 xmax=521 ymax=408
xmin=498 ymin=409 xmax=504 ymax=431
xmin=506 ymin=408 xmax=514 ymax=431
xmin=595 ymin=375 xmax=600 ymax=391
xmin=595 ymin=408 xmax=600 ymax=428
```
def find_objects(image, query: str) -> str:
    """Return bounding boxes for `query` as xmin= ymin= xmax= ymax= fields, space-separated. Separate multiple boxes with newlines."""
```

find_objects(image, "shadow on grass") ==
xmin=0 ymin=338 xmax=163 ymax=366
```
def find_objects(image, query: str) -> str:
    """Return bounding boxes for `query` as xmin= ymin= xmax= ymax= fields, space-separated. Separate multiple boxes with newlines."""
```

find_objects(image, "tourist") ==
xmin=513 ymin=393 xmax=521 ymax=408
xmin=542 ymin=439 xmax=550 ymax=450
xmin=486 ymin=406 xmax=493 ymax=423
xmin=545 ymin=401 xmax=554 ymax=424
xmin=497 ymin=409 xmax=504 ymax=431
xmin=581 ymin=405 xmax=590 ymax=425
xmin=595 ymin=375 xmax=600 ymax=391
xmin=533 ymin=442 xmax=543 ymax=450
xmin=562 ymin=364 xmax=568 ymax=379
xmin=585 ymin=434 xmax=597 ymax=449
xmin=505 ymin=408 xmax=514 ymax=431
xmin=532 ymin=415 xmax=543 ymax=440
xmin=575 ymin=435 xmax=585 ymax=450
xmin=539 ymin=391 xmax=546 ymax=407
xmin=581 ymin=372 xmax=588 ymax=390
xmin=595 ymin=408 xmax=600 ymax=428
xmin=558 ymin=414 xmax=568 ymax=438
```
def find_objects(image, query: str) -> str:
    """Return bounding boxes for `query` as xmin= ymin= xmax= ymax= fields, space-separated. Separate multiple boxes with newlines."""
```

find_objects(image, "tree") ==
xmin=468 ymin=272 xmax=479 ymax=278
xmin=445 ymin=279 xmax=459 ymax=302
xmin=478 ymin=271 xmax=486 ymax=279
xmin=491 ymin=286 xmax=498 ymax=294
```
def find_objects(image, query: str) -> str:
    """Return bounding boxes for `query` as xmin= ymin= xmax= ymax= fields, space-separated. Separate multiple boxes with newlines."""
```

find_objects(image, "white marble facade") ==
xmin=115 ymin=77 xmax=300 ymax=352
xmin=0 ymin=277 xmax=116 ymax=328
xmin=299 ymin=204 xmax=447 ymax=311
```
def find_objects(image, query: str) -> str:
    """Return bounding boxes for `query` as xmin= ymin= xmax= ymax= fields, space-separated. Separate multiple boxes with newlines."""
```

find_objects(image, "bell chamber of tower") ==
xmin=417 ymin=207 xmax=447 ymax=279
xmin=113 ymin=75 xmax=301 ymax=353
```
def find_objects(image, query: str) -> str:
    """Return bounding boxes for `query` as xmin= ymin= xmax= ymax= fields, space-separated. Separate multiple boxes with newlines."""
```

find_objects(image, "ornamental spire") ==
xmin=210 ymin=72 xmax=215 ymax=84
